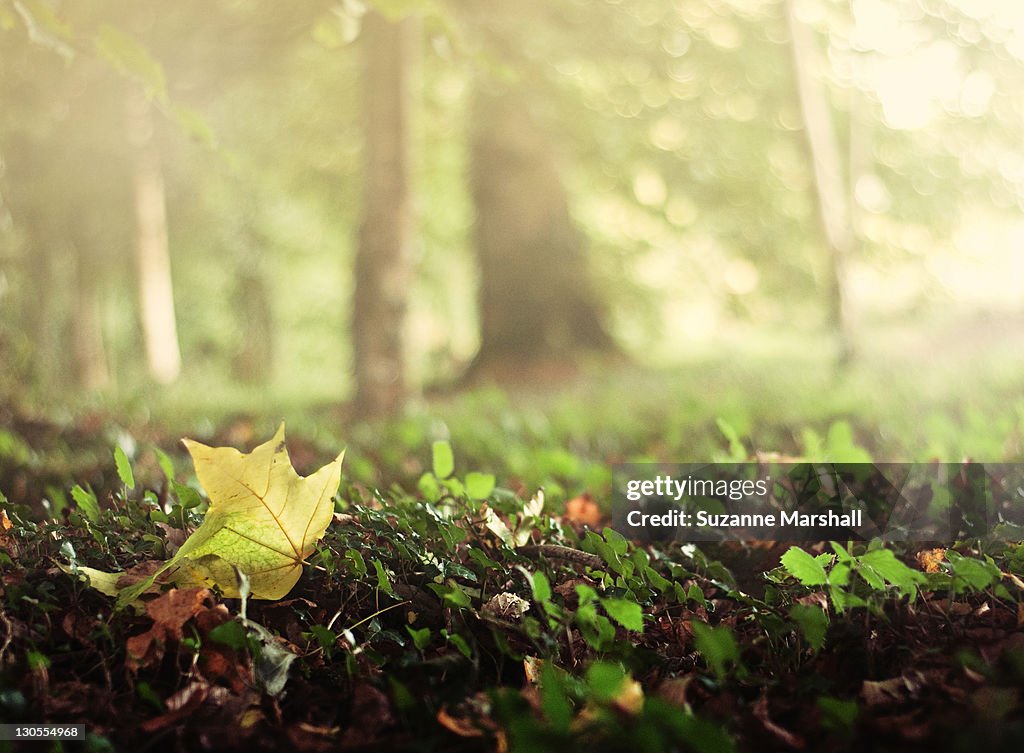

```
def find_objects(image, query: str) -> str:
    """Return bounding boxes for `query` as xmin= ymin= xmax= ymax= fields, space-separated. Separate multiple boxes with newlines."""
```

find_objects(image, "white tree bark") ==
xmin=126 ymin=87 xmax=182 ymax=384
xmin=785 ymin=0 xmax=854 ymax=361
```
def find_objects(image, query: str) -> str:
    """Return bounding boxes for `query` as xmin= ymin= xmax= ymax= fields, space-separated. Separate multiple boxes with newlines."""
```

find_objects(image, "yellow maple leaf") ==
xmin=102 ymin=424 xmax=344 ymax=607
xmin=171 ymin=423 xmax=345 ymax=599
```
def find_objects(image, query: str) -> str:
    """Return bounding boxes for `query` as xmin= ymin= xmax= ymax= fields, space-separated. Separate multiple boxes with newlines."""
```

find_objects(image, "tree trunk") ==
xmin=126 ymin=87 xmax=182 ymax=384
xmin=784 ymin=0 xmax=854 ymax=363
xmin=232 ymin=260 xmax=273 ymax=384
xmin=71 ymin=239 xmax=109 ymax=391
xmin=467 ymin=83 xmax=613 ymax=381
xmin=352 ymin=11 xmax=414 ymax=416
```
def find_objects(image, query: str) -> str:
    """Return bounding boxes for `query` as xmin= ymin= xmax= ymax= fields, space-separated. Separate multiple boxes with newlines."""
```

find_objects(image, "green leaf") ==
xmin=691 ymin=621 xmax=740 ymax=680
xmin=113 ymin=447 xmax=135 ymax=490
xmin=309 ymin=625 xmax=337 ymax=654
xmin=586 ymin=661 xmax=627 ymax=702
xmin=716 ymin=417 xmax=747 ymax=460
xmin=209 ymin=620 xmax=249 ymax=650
xmin=171 ymin=481 xmax=202 ymax=509
xmin=438 ymin=583 xmax=472 ymax=609
xmin=406 ymin=625 xmax=431 ymax=651
xmin=443 ymin=630 xmax=472 ymax=659
xmin=344 ymin=548 xmax=367 ymax=578
xmin=432 ymin=441 xmax=454 ymax=479
xmin=817 ymin=696 xmax=859 ymax=731
xmin=601 ymin=597 xmax=644 ymax=632
xmin=372 ymin=559 xmax=396 ymax=598
xmin=71 ymin=484 xmax=100 ymax=523
xmin=945 ymin=551 xmax=999 ymax=593
xmin=465 ymin=472 xmax=495 ymax=500
xmin=531 ymin=571 xmax=551 ymax=602
xmin=153 ymin=446 xmax=175 ymax=481
xmin=170 ymin=102 xmax=216 ymax=149
xmin=781 ymin=546 xmax=828 ymax=586
xmin=858 ymin=549 xmax=926 ymax=597
xmin=539 ymin=664 xmax=573 ymax=732
xmin=789 ymin=603 xmax=828 ymax=651
xmin=576 ymin=603 xmax=616 ymax=650
xmin=93 ymin=25 xmax=167 ymax=101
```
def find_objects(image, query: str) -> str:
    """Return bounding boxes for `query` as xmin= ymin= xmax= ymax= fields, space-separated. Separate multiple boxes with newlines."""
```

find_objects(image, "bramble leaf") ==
xmin=781 ymin=546 xmax=828 ymax=586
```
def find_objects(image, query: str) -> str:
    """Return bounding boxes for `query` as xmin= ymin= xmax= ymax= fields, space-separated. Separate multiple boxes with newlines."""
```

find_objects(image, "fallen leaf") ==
xmin=102 ymin=425 xmax=345 ymax=606
xmin=126 ymin=587 xmax=212 ymax=670
xmin=173 ymin=423 xmax=344 ymax=599
xmin=482 ymin=592 xmax=530 ymax=621
xmin=915 ymin=548 xmax=945 ymax=573
xmin=563 ymin=493 xmax=603 ymax=527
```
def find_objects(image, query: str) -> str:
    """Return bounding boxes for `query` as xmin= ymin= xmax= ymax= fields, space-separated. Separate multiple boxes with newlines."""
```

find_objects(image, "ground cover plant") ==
xmin=2 ymin=397 xmax=1023 ymax=753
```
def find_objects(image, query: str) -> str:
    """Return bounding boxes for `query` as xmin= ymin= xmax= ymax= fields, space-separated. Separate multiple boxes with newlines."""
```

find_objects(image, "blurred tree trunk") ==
xmin=785 ymin=0 xmax=854 ymax=363
xmin=71 ymin=239 xmax=109 ymax=391
xmin=352 ymin=11 xmax=414 ymax=416
xmin=126 ymin=87 xmax=182 ymax=384
xmin=467 ymin=83 xmax=613 ymax=381
xmin=232 ymin=255 xmax=273 ymax=384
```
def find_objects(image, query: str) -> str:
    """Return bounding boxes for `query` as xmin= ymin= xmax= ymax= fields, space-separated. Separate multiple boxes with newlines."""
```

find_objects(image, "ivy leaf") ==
xmin=170 ymin=423 xmax=345 ymax=599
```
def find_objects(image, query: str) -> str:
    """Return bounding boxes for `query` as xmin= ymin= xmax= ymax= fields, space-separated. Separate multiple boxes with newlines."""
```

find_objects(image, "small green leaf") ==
xmin=576 ymin=603 xmax=616 ymax=650
xmin=113 ymin=447 xmax=135 ymax=490
xmin=406 ymin=625 xmax=431 ymax=651
xmin=71 ymin=484 xmax=100 ymax=523
xmin=171 ymin=481 xmax=202 ymax=509
xmin=26 ymin=650 xmax=51 ymax=671
xmin=817 ymin=696 xmax=859 ymax=731
xmin=443 ymin=630 xmax=472 ymax=659
xmin=601 ymin=597 xmax=644 ymax=632
xmin=691 ymin=621 xmax=740 ymax=680
xmin=345 ymin=548 xmax=367 ymax=578
xmin=789 ymin=603 xmax=829 ymax=651
xmin=209 ymin=620 xmax=248 ymax=650
xmin=439 ymin=583 xmax=472 ymax=609
xmin=781 ymin=546 xmax=828 ymax=586
xmin=153 ymin=446 xmax=175 ymax=481
xmin=372 ymin=559 xmax=396 ymax=598
xmin=586 ymin=661 xmax=627 ymax=702
xmin=531 ymin=571 xmax=552 ymax=602
xmin=465 ymin=472 xmax=495 ymax=500
xmin=432 ymin=441 xmax=454 ymax=479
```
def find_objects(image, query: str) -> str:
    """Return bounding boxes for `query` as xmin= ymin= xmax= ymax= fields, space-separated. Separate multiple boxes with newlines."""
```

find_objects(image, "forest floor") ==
xmin=1 ymin=343 xmax=1024 ymax=753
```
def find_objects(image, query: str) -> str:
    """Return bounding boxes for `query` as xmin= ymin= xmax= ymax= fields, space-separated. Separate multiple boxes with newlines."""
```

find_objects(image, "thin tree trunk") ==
xmin=784 ymin=0 xmax=854 ymax=363
xmin=232 ymin=260 xmax=273 ymax=383
xmin=126 ymin=87 xmax=182 ymax=384
xmin=72 ymin=240 xmax=109 ymax=391
xmin=468 ymin=83 xmax=613 ymax=381
xmin=352 ymin=11 xmax=414 ymax=416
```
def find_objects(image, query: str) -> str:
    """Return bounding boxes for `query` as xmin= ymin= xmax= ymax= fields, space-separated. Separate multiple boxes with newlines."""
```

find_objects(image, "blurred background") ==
xmin=1 ymin=0 xmax=1023 ymax=492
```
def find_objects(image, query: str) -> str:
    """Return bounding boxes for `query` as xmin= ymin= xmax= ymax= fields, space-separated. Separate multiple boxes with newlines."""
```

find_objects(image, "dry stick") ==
xmin=518 ymin=545 xmax=603 ymax=569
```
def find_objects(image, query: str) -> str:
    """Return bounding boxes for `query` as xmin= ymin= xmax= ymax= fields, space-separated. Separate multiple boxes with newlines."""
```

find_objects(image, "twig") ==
xmin=518 ymin=545 xmax=603 ymax=569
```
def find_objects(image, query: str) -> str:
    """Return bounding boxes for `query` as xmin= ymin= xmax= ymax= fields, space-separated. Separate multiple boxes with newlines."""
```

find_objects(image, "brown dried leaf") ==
xmin=915 ymin=548 xmax=946 ymax=573
xmin=563 ymin=493 xmax=603 ymax=527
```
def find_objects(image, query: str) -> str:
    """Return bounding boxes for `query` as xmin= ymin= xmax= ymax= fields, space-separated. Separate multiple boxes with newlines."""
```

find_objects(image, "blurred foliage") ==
xmin=0 ymin=0 xmax=1022 ymax=405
